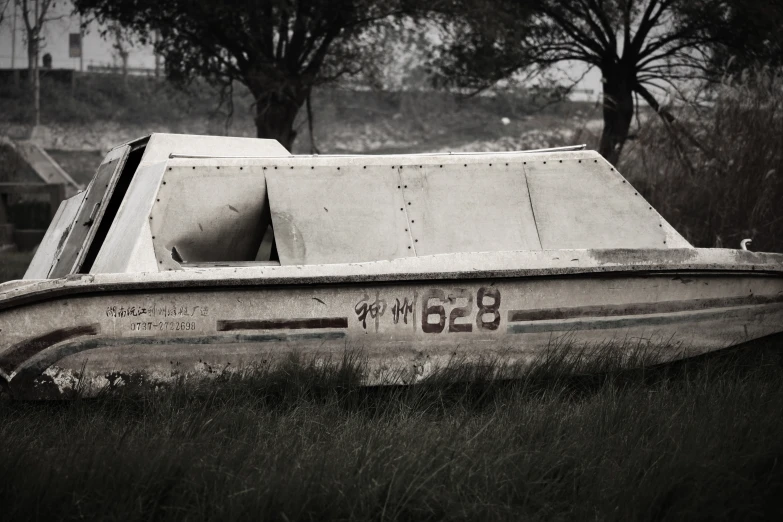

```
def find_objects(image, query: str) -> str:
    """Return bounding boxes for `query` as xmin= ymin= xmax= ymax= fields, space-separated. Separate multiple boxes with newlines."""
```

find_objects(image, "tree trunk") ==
xmin=253 ymin=93 xmax=304 ymax=152
xmin=27 ymin=36 xmax=36 ymax=87
xmin=33 ymin=47 xmax=40 ymax=126
xmin=598 ymin=66 xmax=635 ymax=165
xmin=27 ymin=33 xmax=40 ymax=127
xmin=121 ymin=52 xmax=129 ymax=86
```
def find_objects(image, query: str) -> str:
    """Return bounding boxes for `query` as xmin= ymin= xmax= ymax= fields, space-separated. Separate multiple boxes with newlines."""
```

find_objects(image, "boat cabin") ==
xmin=24 ymin=133 xmax=691 ymax=280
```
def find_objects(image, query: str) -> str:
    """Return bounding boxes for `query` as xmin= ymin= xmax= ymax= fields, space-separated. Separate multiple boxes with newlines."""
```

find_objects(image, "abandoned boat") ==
xmin=1 ymin=133 xmax=782 ymax=398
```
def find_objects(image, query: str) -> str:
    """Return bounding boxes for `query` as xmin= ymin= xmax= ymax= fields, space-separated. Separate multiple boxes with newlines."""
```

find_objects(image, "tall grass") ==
xmin=1 ymin=337 xmax=782 ymax=521
xmin=621 ymin=68 xmax=783 ymax=252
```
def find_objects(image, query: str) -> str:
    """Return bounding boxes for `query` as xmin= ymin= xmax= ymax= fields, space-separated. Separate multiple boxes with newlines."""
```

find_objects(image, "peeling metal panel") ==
xmin=266 ymin=165 xmax=414 ymax=265
xmin=23 ymin=191 xmax=86 ymax=279
xmin=398 ymin=162 xmax=541 ymax=255
xmin=90 ymin=161 xmax=168 ymax=275
xmin=150 ymin=165 xmax=269 ymax=270
xmin=48 ymin=146 xmax=131 ymax=278
xmin=524 ymin=153 xmax=686 ymax=249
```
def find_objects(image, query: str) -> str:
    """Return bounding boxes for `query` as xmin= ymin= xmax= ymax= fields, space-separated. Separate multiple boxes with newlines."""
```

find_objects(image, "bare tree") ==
xmin=0 ymin=0 xmax=13 ymax=25
xmin=430 ymin=0 xmax=762 ymax=164
xmin=110 ymin=22 xmax=131 ymax=84
xmin=19 ymin=0 xmax=57 ymax=126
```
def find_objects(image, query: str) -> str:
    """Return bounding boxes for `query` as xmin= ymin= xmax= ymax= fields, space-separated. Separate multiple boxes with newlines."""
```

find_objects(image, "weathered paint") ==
xmin=523 ymin=158 xmax=690 ymax=249
xmin=2 ymin=254 xmax=783 ymax=398
xmin=266 ymin=164 xmax=415 ymax=265
xmin=396 ymin=162 xmax=542 ymax=254
xmin=4 ymin=134 xmax=782 ymax=399
xmin=136 ymin=133 xmax=290 ymax=167
xmin=150 ymin=164 xmax=270 ymax=269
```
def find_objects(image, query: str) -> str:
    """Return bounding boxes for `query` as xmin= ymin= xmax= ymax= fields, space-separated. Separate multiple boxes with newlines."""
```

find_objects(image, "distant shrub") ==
xmin=621 ymin=68 xmax=783 ymax=252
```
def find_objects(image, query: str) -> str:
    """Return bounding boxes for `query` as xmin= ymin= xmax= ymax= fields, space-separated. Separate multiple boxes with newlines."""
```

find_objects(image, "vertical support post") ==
xmin=11 ymin=0 xmax=17 ymax=69
xmin=32 ymin=0 xmax=41 ymax=128
xmin=11 ymin=0 xmax=19 ymax=87
xmin=0 ymin=192 xmax=9 ymax=224
xmin=0 ymin=191 xmax=13 ymax=248
xmin=79 ymin=15 xmax=84 ymax=73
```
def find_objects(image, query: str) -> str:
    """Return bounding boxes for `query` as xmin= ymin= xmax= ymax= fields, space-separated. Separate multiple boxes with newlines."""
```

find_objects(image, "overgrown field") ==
xmin=1 ymin=70 xmax=782 ymax=520
xmin=1 ymin=339 xmax=782 ymax=521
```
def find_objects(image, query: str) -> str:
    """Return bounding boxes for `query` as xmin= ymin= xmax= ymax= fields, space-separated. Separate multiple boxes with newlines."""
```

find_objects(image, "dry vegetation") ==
xmin=1 ymin=339 xmax=783 ymax=521
xmin=620 ymin=68 xmax=783 ymax=253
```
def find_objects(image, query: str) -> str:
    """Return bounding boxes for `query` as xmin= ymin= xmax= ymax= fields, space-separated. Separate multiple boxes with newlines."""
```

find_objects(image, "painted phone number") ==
xmin=130 ymin=321 xmax=197 ymax=331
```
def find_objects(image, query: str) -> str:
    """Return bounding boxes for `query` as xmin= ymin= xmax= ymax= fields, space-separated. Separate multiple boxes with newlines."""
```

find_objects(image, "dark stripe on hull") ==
xmin=9 ymin=331 xmax=347 ymax=397
xmin=0 ymin=324 xmax=100 ymax=375
xmin=508 ymin=294 xmax=783 ymax=323
xmin=216 ymin=317 xmax=348 ymax=332
xmin=507 ymin=303 xmax=783 ymax=334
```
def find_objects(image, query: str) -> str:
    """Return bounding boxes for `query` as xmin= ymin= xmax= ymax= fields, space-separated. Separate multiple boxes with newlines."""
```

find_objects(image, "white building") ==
xmin=0 ymin=1 xmax=156 ymax=71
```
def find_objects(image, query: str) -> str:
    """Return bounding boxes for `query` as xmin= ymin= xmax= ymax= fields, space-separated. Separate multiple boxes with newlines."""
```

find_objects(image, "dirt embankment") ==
xmin=1 ymin=75 xmax=603 ymax=154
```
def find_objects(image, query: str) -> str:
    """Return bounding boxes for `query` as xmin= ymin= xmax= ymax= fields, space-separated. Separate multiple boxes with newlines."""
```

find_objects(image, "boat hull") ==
xmin=2 ymin=270 xmax=782 ymax=398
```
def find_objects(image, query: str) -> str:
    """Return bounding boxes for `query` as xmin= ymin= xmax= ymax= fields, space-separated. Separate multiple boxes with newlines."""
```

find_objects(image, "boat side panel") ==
xmin=149 ymin=164 xmax=269 ymax=270
xmin=399 ymin=161 xmax=542 ymax=254
xmin=267 ymin=164 xmax=415 ymax=265
xmin=524 ymin=156 xmax=689 ymax=249
xmin=4 ymin=249 xmax=783 ymax=311
xmin=1 ymin=273 xmax=781 ymax=398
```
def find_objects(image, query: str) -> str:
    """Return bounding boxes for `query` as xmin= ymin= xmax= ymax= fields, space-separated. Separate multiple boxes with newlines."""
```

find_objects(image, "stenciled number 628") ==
xmin=421 ymin=287 xmax=501 ymax=333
